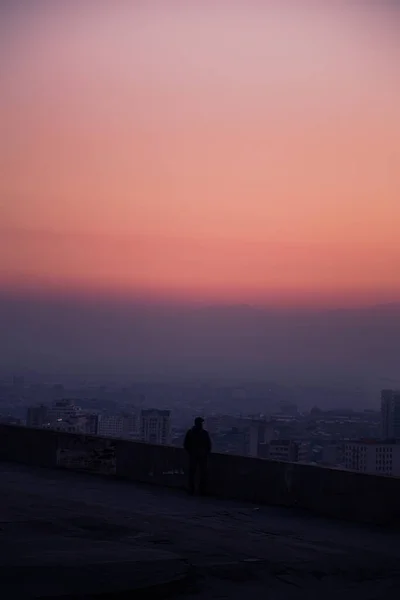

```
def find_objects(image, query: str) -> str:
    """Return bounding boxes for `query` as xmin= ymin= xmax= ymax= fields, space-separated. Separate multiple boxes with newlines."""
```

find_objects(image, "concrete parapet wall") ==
xmin=0 ymin=424 xmax=398 ymax=526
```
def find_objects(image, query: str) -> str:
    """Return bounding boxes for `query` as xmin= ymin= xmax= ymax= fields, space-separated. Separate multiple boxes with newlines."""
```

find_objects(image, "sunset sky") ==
xmin=1 ymin=1 xmax=400 ymax=307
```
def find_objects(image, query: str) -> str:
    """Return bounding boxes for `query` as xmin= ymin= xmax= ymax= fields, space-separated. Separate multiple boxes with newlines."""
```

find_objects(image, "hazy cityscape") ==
xmin=3 ymin=373 xmax=400 ymax=477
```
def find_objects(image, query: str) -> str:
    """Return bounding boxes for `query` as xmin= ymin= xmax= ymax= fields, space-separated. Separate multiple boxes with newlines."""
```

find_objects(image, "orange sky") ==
xmin=1 ymin=1 xmax=400 ymax=307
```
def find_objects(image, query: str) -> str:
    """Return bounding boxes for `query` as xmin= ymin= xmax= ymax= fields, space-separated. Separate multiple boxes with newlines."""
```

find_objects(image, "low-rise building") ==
xmin=51 ymin=415 xmax=87 ymax=434
xmin=258 ymin=439 xmax=299 ymax=462
xmin=344 ymin=440 xmax=400 ymax=477
xmin=47 ymin=399 xmax=82 ymax=425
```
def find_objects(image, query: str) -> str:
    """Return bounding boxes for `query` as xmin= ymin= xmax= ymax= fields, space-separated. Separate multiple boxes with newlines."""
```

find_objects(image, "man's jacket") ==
xmin=184 ymin=427 xmax=212 ymax=458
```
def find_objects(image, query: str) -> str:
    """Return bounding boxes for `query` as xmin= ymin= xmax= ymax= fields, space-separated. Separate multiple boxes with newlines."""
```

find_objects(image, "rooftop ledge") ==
xmin=1 ymin=425 xmax=400 ymax=598
xmin=1 ymin=424 xmax=400 ymax=527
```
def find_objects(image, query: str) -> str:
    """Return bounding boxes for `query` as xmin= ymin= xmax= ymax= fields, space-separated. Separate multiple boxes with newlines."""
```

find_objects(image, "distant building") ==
xmin=36 ymin=399 xmax=88 ymax=433
xmin=245 ymin=420 xmax=274 ymax=457
xmin=26 ymin=404 xmax=48 ymax=429
xmin=52 ymin=415 xmax=87 ymax=434
xmin=121 ymin=411 xmax=139 ymax=440
xmin=47 ymin=399 xmax=82 ymax=425
xmin=218 ymin=427 xmax=247 ymax=456
xmin=344 ymin=440 xmax=400 ymax=477
xmin=297 ymin=441 xmax=311 ymax=463
xmin=85 ymin=413 xmax=99 ymax=435
xmin=210 ymin=417 xmax=274 ymax=457
xmin=245 ymin=423 xmax=261 ymax=457
xmin=258 ymin=439 xmax=299 ymax=462
xmin=381 ymin=390 xmax=400 ymax=440
xmin=0 ymin=415 xmax=23 ymax=426
xmin=98 ymin=415 xmax=124 ymax=438
xmin=140 ymin=409 xmax=171 ymax=445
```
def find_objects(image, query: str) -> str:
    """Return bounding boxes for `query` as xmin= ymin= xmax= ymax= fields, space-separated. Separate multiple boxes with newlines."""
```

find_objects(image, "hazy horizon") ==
xmin=1 ymin=291 xmax=399 ymax=396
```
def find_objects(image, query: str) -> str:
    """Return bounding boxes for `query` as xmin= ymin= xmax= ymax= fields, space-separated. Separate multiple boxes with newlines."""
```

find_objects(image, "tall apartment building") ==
xmin=381 ymin=390 xmax=400 ymax=440
xmin=140 ymin=409 xmax=171 ymax=445
xmin=244 ymin=419 xmax=274 ymax=457
xmin=121 ymin=411 xmax=139 ymax=440
xmin=97 ymin=415 xmax=124 ymax=438
xmin=344 ymin=440 xmax=400 ymax=477
xmin=85 ymin=413 xmax=99 ymax=436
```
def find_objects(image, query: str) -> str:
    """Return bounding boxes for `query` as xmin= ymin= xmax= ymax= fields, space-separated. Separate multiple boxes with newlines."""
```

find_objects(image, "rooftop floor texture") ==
xmin=1 ymin=463 xmax=400 ymax=599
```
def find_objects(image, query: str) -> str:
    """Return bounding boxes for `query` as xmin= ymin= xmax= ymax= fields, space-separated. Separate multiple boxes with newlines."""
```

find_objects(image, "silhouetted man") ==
xmin=184 ymin=417 xmax=212 ymax=495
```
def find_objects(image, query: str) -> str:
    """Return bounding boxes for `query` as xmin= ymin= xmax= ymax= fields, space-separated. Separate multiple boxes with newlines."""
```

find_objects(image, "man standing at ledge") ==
xmin=184 ymin=417 xmax=212 ymax=495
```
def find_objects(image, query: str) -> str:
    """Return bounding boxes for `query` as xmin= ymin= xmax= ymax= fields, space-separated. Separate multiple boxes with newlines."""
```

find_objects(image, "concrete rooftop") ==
xmin=1 ymin=462 xmax=400 ymax=599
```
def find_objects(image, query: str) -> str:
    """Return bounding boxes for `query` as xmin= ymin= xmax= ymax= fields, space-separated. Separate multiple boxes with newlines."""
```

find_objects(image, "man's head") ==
xmin=194 ymin=417 xmax=204 ymax=429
